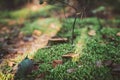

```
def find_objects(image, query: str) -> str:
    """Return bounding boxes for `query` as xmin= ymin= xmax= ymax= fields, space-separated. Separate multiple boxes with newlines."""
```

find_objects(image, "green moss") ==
xmin=21 ymin=18 xmax=61 ymax=35
xmin=32 ymin=18 xmax=120 ymax=80
xmin=34 ymin=43 xmax=75 ymax=62
xmin=9 ymin=5 xmax=57 ymax=19
xmin=0 ymin=16 xmax=120 ymax=80
xmin=10 ymin=8 xmax=30 ymax=19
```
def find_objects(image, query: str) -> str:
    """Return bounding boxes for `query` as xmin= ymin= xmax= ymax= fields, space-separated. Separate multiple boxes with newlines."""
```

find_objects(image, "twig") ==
xmin=56 ymin=0 xmax=78 ymax=44
xmin=71 ymin=15 xmax=77 ymax=44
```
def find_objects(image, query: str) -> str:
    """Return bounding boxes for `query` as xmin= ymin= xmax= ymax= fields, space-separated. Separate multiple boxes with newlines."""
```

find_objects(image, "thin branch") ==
xmin=71 ymin=15 xmax=77 ymax=44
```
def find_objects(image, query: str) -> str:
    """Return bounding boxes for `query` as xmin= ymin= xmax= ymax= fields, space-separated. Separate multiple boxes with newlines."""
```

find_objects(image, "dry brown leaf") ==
xmin=8 ymin=61 xmax=15 ymax=67
xmin=62 ymin=53 xmax=79 ymax=62
xmin=36 ymin=73 xmax=46 ymax=79
xmin=23 ymin=36 xmax=34 ymax=42
xmin=1 ymin=27 xmax=10 ymax=33
xmin=52 ymin=60 xmax=63 ymax=68
xmin=112 ymin=64 xmax=120 ymax=75
xmin=103 ymin=60 xmax=113 ymax=67
xmin=17 ymin=50 xmax=24 ymax=54
xmin=8 ymin=20 xmax=16 ymax=25
xmin=116 ymin=32 xmax=120 ymax=36
xmin=18 ymin=32 xmax=24 ymax=39
xmin=7 ymin=48 xmax=17 ymax=54
xmin=0 ymin=38 xmax=4 ymax=42
xmin=50 ymin=23 xmax=56 ymax=29
xmin=33 ymin=30 xmax=42 ymax=36
xmin=32 ymin=64 xmax=39 ymax=71
xmin=49 ymin=38 xmax=68 ymax=42
xmin=62 ymin=53 xmax=79 ymax=58
xmin=88 ymin=30 xmax=96 ymax=36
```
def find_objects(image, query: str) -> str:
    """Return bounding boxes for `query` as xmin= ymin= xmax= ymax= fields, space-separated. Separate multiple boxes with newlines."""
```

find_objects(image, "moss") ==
xmin=32 ymin=18 xmax=120 ymax=80
xmin=21 ymin=18 xmax=61 ymax=35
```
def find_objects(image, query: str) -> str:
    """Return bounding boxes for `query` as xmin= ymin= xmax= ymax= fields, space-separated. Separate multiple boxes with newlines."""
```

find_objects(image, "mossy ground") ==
xmin=32 ymin=18 xmax=120 ymax=80
xmin=0 ymin=4 xmax=120 ymax=80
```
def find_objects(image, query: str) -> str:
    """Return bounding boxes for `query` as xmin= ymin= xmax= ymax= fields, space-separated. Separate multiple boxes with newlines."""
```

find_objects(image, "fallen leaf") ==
xmin=8 ymin=61 xmax=15 ymax=67
xmin=111 ymin=64 xmax=120 ymax=76
xmin=8 ymin=20 xmax=16 ymax=25
xmin=49 ymin=38 xmax=68 ymax=42
xmin=62 ymin=53 xmax=79 ymax=62
xmin=103 ymin=60 xmax=113 ymax=67
xmin=112 ymin=64 xmax=120 ymax=72
xmin=50 ymin=23 xmax=56 ymax=29
xmin=36 ymin=71 xmax=49 ymax=80
xmin=12 ymin=64 xmax=19 ymax=73
xmin=18 ymin=32 xmax=24 ymax=39
xmin=23 ymin=36 xmax=34 ymax=42
xmin=17 ymin=18 xmax=24 ymax=25
xmin=52 ymin=60 xmax=63 ymax=68
xmin=17 ymin=50 xmax=24 ymax=54
xmin=32 ymin=64 xmax=39 ymax=71
xmin=67 ymin=68 xmax=76 ymax=73
xmin=0 ymin=38 xmax=4 ymax=42
xmin=15 ymin=40 xmax=25 ymax=48
xmin=7 ymin=48 xmax=17 ymax=54
xmin=33 ymin=30 xmax=42 ymax=36
xmin=116 ymin=32 xmax=120 ymax=36
xmin=1 ymin=27 xmax=10 ymax=33
xmin=96 ymin=60 xmax=102 ymax=67
xmin=6 ymin=39 xmax=17 ymax=44
xmin=88 ymin=30 xmax=96 ymax=36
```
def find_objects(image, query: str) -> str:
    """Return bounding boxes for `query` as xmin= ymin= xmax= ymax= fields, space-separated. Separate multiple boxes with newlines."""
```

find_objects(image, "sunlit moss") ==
xmin=21 ymin=18 xmax=61 ymax=35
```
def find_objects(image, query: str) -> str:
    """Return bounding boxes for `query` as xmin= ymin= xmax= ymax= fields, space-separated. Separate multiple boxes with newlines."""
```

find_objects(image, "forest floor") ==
xmin=0 ymin=4 xmax=120 ymax=80
xmin=0 ymin=4 xmax=62 ymax=79
xmin=0 ymin=4 xmax=61 ymax=59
